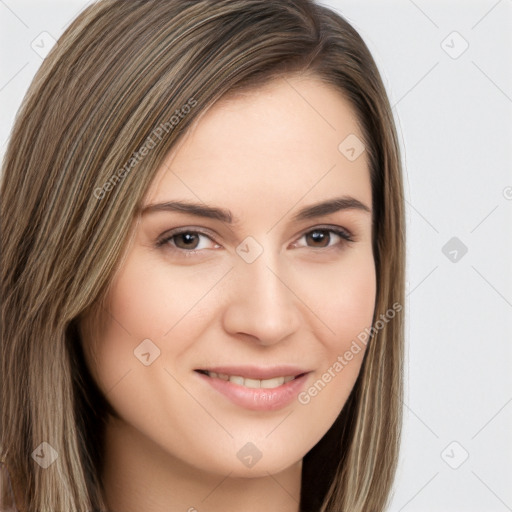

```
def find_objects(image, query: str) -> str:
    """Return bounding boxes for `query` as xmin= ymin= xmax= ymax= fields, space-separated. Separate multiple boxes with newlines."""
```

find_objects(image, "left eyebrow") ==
xmin=292 ymin=196 xmax=371 ymax=221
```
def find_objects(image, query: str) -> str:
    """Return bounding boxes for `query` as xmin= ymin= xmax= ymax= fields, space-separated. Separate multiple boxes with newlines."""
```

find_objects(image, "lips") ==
xmin=196 ymin=370 xmax=298 ymax=389
xmin=195 ymin=365 xmax=308 ymax=380
xmin=194 ymin=365 xmax=310 ymax=411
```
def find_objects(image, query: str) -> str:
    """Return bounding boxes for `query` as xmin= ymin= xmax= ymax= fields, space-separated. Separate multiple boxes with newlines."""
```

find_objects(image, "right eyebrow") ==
xmin=139 ymin=200 xmax=237 ymax=224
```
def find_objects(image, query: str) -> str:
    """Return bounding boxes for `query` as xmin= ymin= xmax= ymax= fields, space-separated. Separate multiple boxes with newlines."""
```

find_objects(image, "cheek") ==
xmin=86 ymin=253 xmax=230 ymax=389
xmin=106 ymin=252 xmax=229 ymax=341
xmin=328 ymin=259 xmax=376 ymax=343
xmin=297 ymin=247 xmax=377 ymax=348
xmin=293 ymin=249 xmax=376 ymax=418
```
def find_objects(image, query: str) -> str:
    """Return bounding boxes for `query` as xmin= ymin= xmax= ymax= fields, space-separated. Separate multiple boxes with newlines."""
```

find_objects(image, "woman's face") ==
xmin=82 ymin=74 xmax=376 ymax=478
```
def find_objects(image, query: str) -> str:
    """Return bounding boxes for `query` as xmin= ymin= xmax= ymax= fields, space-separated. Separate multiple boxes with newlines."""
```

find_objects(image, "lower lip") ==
xmin=196 ymin=372 xmax=309 ymax=411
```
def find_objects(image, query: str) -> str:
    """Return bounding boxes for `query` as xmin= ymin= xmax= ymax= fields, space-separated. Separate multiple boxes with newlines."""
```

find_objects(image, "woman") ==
xmin=0 ymin=0 xmax=405 ymax=510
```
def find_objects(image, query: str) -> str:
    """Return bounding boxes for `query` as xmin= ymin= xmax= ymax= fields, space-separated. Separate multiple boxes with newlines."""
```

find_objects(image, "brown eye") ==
xmin=305 ymin=229 xmax=332 ymax=248
xmin=173 ymin=232 xmax=201 ymax=250
xmin=297 ymin=227 xmax=353 ymax=249
xmin=157 ymin=229 xmax=220 ymax=254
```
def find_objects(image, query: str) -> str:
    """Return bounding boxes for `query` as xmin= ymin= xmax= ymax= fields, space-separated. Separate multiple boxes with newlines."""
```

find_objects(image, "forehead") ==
xmin=144 ymin=74 xmax=371 ymax=217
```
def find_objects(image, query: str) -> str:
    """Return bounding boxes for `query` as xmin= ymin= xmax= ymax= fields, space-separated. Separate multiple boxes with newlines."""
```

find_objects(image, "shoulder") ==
xmin=0 ymin=462 xmax=18 ymax=512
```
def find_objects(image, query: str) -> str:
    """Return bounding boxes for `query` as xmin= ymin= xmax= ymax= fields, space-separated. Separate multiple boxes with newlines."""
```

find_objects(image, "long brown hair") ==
xmin=0 ymin=1 xmax=405 ymax=510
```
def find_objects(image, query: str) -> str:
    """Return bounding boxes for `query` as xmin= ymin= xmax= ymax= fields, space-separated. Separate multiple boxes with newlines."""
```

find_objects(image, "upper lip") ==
xmin=195 ymin=365 xmax=310 ymax=380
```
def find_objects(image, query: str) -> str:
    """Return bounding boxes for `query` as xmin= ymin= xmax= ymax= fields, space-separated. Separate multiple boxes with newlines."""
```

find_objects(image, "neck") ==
xmin=101 ymin=416 xmax=302 ymax=512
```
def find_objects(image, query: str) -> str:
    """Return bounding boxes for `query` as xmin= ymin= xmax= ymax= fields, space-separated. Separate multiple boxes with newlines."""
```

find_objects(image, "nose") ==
xmin=221 ymin=255 xmax=302 ymax=346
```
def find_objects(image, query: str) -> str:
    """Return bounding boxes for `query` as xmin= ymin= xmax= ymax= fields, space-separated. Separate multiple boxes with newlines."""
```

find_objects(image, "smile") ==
xmin=195 ymin=366 xmax=310 ymax=411
xmin=197 ymin=370 xmax=298 ymax=389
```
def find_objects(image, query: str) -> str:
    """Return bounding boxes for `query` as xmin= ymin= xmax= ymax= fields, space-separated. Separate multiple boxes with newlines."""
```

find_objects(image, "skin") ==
xmin=81 ymin=73 xmax=376 ymax=512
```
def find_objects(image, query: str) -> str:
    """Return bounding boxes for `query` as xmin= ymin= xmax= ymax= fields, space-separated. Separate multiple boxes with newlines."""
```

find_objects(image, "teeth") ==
xmin=205 ymin=371 xmax=295 ymax=389
xmin=260 ymin=376 xmax=285 ymax=388
xmin=243 ymin=378 xmax=261 ymax=389
xmin=230 ymin=375 xmax=245 ymax=386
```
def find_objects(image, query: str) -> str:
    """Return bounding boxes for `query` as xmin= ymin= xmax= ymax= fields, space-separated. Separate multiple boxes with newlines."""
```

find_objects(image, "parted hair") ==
xmin=0 ymin=1 xmax=405 ymax=510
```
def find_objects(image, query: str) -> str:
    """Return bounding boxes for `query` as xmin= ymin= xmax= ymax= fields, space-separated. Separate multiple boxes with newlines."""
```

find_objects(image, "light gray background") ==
xmin=1 ymin=1 xmax=511 ymax=510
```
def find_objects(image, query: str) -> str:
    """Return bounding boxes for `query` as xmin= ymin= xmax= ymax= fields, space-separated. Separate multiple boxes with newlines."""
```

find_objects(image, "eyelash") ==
xmin=156 ymin=225 xmax=354 ymax=257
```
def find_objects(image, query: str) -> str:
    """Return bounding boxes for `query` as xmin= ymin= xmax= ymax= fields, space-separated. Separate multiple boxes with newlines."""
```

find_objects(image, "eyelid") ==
xmin=156 ymin=224 xmax=355 ymax=253
xmin=300 ymin=223 xmax=353 ymax=239
xmin=290 ymin=224 xmax=354 ymax=248
xmin=156 ymin=226 xmax=219 ymax=249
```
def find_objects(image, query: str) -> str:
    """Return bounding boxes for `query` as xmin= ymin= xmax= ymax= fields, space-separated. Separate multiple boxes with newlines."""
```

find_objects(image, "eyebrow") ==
xmin=292 ymin=196 xmax=371 ymax=221
xmin=140 ymin=196 xmax=371 ymax=224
